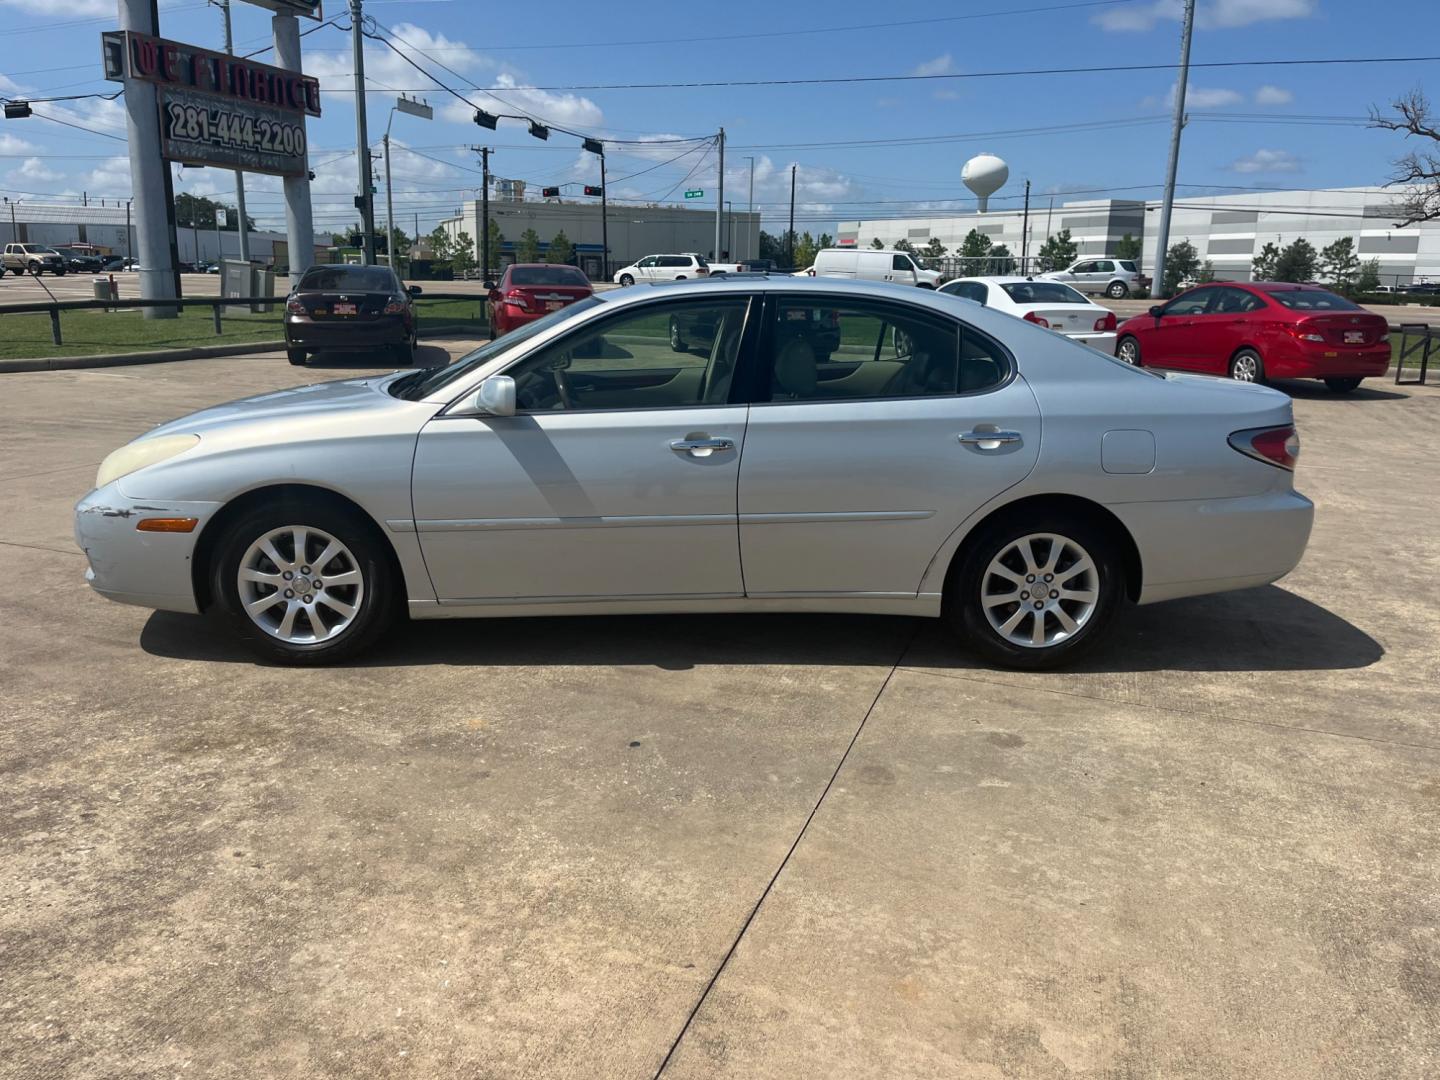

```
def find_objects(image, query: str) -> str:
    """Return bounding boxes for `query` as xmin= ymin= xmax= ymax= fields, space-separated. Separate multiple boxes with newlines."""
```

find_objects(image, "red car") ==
xmin=487 ymin=263 xmax=593 ymax=335
xmin=1115 ymin=282 xmax=1390 ymax=393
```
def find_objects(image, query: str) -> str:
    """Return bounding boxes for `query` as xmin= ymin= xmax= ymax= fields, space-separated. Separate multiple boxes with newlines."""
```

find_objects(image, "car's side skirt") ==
xmin=408 ymin=593 xmax=943 ymax=620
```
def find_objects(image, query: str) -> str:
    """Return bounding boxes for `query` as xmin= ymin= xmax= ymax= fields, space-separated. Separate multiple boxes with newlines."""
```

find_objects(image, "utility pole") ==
xmin=350 ymin=0 xmax=375 ymax=264
xmin=746 ymin=156 xmax=754 ymax=259
xmin=787 ymin=164 xmax=796 ymax=267
xmin=1152 ymin=0 xmax=1195 ymax=300
xmin=599 ymin=150 xmax=609 ymax=279
xmin=213 ymin=0 xmax=250 ymax=264
xmin=1020 ymin=179 xmax=1031 ymax=267
xmin=383 ymin=131 xmax=394 ymax=268
xmin=481 ymin=147 xmax=490 ymax=280
xmin=714 ymin=127 xmax=725 ymax=259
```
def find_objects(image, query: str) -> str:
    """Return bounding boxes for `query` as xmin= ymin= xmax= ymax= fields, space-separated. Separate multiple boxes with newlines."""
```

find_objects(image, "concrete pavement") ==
xmin=1 ymin=345 xmax=1436 ymax=1078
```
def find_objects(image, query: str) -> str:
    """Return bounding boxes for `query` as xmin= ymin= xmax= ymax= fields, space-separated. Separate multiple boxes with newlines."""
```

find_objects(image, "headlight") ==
xmin=96 ymin=434 xmax=200 ymax=489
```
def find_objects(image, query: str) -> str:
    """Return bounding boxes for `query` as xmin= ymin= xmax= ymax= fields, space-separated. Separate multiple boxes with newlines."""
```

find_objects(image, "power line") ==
xmin=25 ymin=111 xmax=127 ymax=142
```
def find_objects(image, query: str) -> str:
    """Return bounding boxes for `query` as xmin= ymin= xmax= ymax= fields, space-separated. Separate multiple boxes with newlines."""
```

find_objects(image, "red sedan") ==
xmin=487 ymin=263 xmax=593 ymax=336
xmin=1115 ymin=282 xmax=1390 ymax=393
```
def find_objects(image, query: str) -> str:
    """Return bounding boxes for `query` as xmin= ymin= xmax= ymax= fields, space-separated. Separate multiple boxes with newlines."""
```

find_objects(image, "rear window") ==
xmin=298 ymin=266 xmax=399 ymax=291
xmin=510 ymin=266 xmax=589 ymax=286
xmin=1268 ymin=289 xmax=1362 ymax=312
xmin=1000 ymin=281 xmax=1089 ymax=305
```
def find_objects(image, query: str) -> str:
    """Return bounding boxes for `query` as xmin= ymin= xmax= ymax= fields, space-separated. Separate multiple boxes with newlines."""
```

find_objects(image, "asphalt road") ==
xmin=2 ymin=345 xmax=1437 ymax=1078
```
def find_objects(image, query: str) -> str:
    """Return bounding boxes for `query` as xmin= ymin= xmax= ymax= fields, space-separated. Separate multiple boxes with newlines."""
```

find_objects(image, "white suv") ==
xmin=613 ymin=253 xmax=710 ymax=285
xmin=1042 ymin=258 xmax=1148 ymax=299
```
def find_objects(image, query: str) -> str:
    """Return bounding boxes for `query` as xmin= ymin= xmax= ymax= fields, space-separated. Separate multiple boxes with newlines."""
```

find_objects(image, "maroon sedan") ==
xmin=1115 ymin=282 xmax=1390 ymax=393
xmin=487 ymin=263 xmax=593 ymax=336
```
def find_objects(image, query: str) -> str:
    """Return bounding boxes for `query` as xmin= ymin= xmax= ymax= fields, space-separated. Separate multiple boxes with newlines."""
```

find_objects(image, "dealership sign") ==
xmin=102 ymin=30 xmax=320 ymax=176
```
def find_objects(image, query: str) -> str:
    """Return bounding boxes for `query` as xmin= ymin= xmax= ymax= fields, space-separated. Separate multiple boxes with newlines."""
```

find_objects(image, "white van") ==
xmin=804 ymin=248 xmax=941 ymax=288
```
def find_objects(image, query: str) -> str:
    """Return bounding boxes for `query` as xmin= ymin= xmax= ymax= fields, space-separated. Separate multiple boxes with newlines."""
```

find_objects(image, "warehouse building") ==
xmin=441 ymin=191 xmax=761 ymax=280
xmin=839 ymin=185 xmax=1440 ymax=287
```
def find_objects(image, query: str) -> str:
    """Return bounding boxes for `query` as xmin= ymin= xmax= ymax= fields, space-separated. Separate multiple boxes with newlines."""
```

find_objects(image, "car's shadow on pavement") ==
xmin=302 ymin=345 xmax=452 ymax=370
xmin=1270 ymin=379 xmax=1409 ymax=402
xmin=140 ymin=585 xmax=1382 ymax=674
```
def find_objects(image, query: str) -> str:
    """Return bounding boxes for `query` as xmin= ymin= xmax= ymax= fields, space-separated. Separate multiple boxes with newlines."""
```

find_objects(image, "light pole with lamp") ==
xmin=383 ymin=96 xmax=433 ymax=274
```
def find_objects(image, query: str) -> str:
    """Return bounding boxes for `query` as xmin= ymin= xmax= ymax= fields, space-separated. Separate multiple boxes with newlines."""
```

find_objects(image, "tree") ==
xmin=516 ymin=228 xmax=541 ymax=263
xmin=1274 ymin=237 xmax=1317 ymax=283
xmin=1036 ymin=228 xmax=1077 ymax=272
xmin=1356 ymin=258 xmax=1382 ymax=294
xmin=1163 ymin=240 xmax=1200 ymax=294
xmin=959 ymin=228 xmax=993 ymax=261
xmin=451 ymin=231 xmax=476 ymax=275
xmin=923 ymin=236 xmax=948 ymax=259
xmin=385 ymin=226 xmax=411 ymax=268
xmin=1251 ymin=242 xmax=1280 ymax=281
xmin=1369 ymin=89 xmax=1440 ymax=225
xmin=1196 ymin=260 xmax=1216 ymax=283
xmin=546 ymin=229 xmax=575 ymax=264
xmin=758 ymin=230 xmax=784 ymax=262
xmin=793 ymin=231 xmax=818 ymax=269
xmin=1115 ymin=234 xmax=1142 ymax=261
xmin=817 ymin=232 xmax=835 ymax=250
xmin=870 ymin=237 xmax=885 ymax=249
xmin=988 ymin=243 xmax=1016 ymax=275
xmin=1319 ymin=236 xmax=1361 ymax=291
xmin=486 ymin=219 xmax=505 ymax=273
xmin=427 ymin=225 xmax=453 ymax=264
xmin=893 ymin=238 xmax=916 ymax=255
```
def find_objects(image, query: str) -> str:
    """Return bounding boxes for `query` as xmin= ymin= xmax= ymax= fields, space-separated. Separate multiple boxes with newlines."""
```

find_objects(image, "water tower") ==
xmin=962 ymin=153 xmax=1009 ymax=212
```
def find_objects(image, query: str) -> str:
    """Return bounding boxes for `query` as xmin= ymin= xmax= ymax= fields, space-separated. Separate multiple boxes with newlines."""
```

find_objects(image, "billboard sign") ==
xmin=237 ymin=0 xmax=324 ymax=19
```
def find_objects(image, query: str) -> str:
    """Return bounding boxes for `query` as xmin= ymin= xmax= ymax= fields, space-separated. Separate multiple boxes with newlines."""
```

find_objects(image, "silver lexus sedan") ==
xmin=75 ymin=277 xmax=1313 ymax=669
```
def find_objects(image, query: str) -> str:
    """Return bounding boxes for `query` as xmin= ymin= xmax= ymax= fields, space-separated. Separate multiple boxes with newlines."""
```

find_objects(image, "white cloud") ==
xmin=458 ymin=72 xmax=603 ymax=131
xmin=911 ymin=54 xmax=955 ymax=78
xmin=0 ymin=0 xmax=112 ymax=14
xmin=8 ymin=156 xmax=61 ymax=183
xmin=1095 ymin=0 xmax=1316 ymax=31
xmin=1254 ymin=84 xmax=1293 ymax=105
xmin=0 ymin=132 xmax=39 ymax=155
xmin=1144 ymin=82 xmax=1244 ymax=109
xmin=83 ymin=154 xmax=132 ymax=196
xmin=933 ymin=89 xmax=961 ymax=101
xmin=1227 ymin=148 xmax=1301 ymax=173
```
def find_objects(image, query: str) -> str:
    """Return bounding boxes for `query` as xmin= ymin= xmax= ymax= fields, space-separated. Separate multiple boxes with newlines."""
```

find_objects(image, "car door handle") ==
xmin=959 ymin=430 xmax=1022 ymax=446
xmin=670 ymin=437 xmax=735 ymax=456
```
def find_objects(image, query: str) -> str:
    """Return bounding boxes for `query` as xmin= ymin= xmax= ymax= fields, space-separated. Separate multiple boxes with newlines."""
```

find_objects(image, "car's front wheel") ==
xmin=212 ymin=503 xmax=397 ymax=664
xmin=618 ymin=274 xmax=634 ymax=286
xmin=1116 ymin=336 xmax=1141 ymax=365
xmin=286 ymin=347 xmax=308 ymax=366
xmin=949 ymin=515 xmax=1125 ymax=670
xmin=1324 ymin=376 xmax=1363 ymax=393
xmin=1106 ymin=281 xmax=1128 ymax=299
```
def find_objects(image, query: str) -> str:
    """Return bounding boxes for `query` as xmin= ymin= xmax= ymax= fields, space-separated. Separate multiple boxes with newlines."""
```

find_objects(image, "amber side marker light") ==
xmin=136 ymin=517 xmax=199 ymax=533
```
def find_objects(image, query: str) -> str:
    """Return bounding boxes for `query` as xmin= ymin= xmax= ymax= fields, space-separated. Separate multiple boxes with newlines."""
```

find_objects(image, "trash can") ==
xmin=252 ymin=267 xmax=275 ymax=314
xmin=91 ymin=276 xmax=117 ymax=311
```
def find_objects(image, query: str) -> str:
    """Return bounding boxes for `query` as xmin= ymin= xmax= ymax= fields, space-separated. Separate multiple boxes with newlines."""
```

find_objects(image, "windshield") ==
xmin=1268 ymin=289 xmax=1362 ymax=311
xmin=1000 ymin=281 xmax=1089 ymax=305
xmin=511 ymin=266 xmax=589 ymax=286
xmin=391 ymin=295 xmax=604 ymax=401
xmin=298 ymin=266 xmax=399 ymax=292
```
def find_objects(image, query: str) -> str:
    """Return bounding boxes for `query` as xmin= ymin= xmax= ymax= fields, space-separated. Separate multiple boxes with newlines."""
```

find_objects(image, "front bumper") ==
xmin=285 ymin=314 xmax=410 ymax=351
xmin=74 ymin=485 xmax=224 ymax=614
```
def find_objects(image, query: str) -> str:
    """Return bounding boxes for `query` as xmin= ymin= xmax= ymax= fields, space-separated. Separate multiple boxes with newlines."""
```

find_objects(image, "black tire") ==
xmin=286 ymin=348 xmax=308 ymax=366
xmin=391 ymin=331 xmax=416 ymax=366
xmin=1324 ymin=376 xmax=1363 ymax=393
xmin=669 ymin=316 xmax=687 ymax=353
xmin=210 ymin=500 xmax=398 ymax=665
xmin=1116 ymin=335 xmax=1141 ymax=366
xmin=54 ymin=268 xmax=66 ymax=276
xmin=947 ymin=513 xmax=1126 ymax=671
xmin=1229 ymin=348 xmax=1265 ymax=384
xmin=619 ymin=273 xmax=634 ymax=286
xmin=1106 ymin=281 xmax=1128 ymax=299
xmin=28 ymin=262 xmax=40 ymax=275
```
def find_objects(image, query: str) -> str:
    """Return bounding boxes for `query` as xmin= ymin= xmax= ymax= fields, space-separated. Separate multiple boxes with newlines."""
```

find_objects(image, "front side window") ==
xmin=1163 ymin=288 xmax=1216 ymax=316
xmin=638 ymin=257 xmax=658 ymax=268
xmin=506 ymin=298 xmax=750 ymax=411
xmin=892 ymin=254 xmax=914 ymax=272
xmin=762 ymin=298 xmax=1006 ymax=403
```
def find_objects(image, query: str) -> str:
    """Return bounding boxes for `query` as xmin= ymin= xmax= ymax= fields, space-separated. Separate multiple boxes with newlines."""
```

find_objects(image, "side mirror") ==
xmin=407 ymin=284 xmax=423 ymax=297
xmin=482 ymin=280 xmax=496 ymax=290
xmin=473 ymin=375 xmax=516 ymax=417
xmin=1148 ymin=305 xmax=1162 ymax=318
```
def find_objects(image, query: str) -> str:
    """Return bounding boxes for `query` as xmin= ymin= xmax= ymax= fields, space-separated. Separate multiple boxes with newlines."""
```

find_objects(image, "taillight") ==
xmin=285 ymin=297 xmax=305 ymax=314
xmin=1287 ymin=323 xmax=1325 ymax=343
xmin=504 ymin=288 xmax=529 ymax=309
xmin=1094 ymin=312 xmax=1116 ymax=332
xmin=1023 ymin=311 xmax=1050 ymax=328
xmin=383 ymin=297 xmax=405 ymax=314
xmin=696 ymin=267 xmax=709 ymax=276
xmin=1229 ymin=424 xmax=1299 ymax=471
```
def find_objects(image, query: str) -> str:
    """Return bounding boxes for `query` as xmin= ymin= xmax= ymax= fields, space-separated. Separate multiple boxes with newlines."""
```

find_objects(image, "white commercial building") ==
xmin=840 ymin=185 xmax=1440 ymax=287
xmin=442 ymin=196 xmax=761 ymax=280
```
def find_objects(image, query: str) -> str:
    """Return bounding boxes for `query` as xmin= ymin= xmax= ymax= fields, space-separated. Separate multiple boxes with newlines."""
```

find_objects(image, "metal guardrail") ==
xmin=1393 ymin=323 xmax=1437 ymax=386
xmin=0 ymin=292 xmax=489 ymax=347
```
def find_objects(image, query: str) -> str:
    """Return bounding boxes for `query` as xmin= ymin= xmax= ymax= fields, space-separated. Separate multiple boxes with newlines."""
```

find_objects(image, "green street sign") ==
xmin=684 ymin=189 xmax=704 ymax=199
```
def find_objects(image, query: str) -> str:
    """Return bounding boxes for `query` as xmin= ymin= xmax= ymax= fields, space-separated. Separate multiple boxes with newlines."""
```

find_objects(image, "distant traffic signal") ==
xmin=541 ymin=186 xmax=561 ymax=197
xmin=583 ymin=185 xmax=603 ymax=197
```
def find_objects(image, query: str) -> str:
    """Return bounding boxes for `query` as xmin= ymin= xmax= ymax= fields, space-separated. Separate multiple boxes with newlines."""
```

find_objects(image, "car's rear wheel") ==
xmin=286 ymin=348 xmax=308 ymax=366
xmin=619 ymin=274 xmax=634 ymax=286
xmin=1116 ymin=336 xmax=1141 ymax=365
xmin=212 ymin=503 xmax=397 ymax=664
xmin=949 ymin=515 xmax=1124 ymax=670
xmin=1229 ymin=348 xmax=1265 ymax=383
xmin=54 ymin=268 xmax=66 ymax=276
xmin=1106 ymin=281 xmax=1128 ymax=299
xmin=1324 ymin=376 xmax=1363 ymax=393
xmin=669 ymin=316 xmax=687 ymax=352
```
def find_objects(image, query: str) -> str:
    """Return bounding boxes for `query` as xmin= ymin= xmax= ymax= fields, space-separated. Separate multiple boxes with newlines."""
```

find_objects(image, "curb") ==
xmin=0 ymin=327 xmax=486 ymax=374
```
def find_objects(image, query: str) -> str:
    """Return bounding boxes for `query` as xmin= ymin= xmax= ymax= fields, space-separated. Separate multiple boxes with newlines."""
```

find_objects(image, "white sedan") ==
xmin=939 ymin=276 xmax=1118 ymax=354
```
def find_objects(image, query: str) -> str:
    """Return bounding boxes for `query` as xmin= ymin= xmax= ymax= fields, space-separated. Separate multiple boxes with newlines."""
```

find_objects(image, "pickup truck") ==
xmin=708 ymin=258 xmax=779 ymax=276
xmin=3 ymin=243 xmax=67 ymax=276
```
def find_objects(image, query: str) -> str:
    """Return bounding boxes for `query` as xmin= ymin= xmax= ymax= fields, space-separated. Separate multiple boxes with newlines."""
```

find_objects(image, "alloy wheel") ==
xmin=1231 ymin=353 xmax=1260 ymax=382
xmin=236 ymin=525 xmax=365 ymax=644
xmin=1117 ymin=338 xmax=1139 ymax=365
xmin=980 ymin=532 xmax=1099 ymax=649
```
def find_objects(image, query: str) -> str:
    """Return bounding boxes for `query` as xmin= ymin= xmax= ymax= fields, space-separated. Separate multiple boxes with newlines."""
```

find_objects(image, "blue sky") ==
xmin=1 ymin=0 xmax=1437 ymax=238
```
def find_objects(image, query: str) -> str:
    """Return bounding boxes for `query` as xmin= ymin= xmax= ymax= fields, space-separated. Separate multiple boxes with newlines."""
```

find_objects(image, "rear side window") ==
xmin=510 ymin=266 xmax=588 ymax=286
xmin=658 ymin=256 xmax=688 ymax=268
xmin=1268 ymin=289 xmax=1362 ymax=311
xmin=299 ymin=266 xmax=399 ymax=291
xmin=943 ymin=281 xmax=989 ymax=304
xmin=762 ymin=297 xmax=1007 ymax=403
xmin=1118 ymin=260 xmax=1138 ymax=272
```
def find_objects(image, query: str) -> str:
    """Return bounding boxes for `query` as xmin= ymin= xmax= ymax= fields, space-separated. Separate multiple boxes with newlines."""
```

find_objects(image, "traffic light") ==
xmin=473 ymin=109 xmax=498 ymax=130
xmin=541 ymin=186 xmax=561 ymax=197
xmin=583 ymin=185 xmax=603 ymax=197
xmin=4 ymin=101 xmax=32 ymax=119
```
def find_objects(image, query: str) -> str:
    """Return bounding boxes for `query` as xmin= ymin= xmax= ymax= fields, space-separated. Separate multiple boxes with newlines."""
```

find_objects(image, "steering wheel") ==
xmin=552 ymin=367 xmax=574 ymax=409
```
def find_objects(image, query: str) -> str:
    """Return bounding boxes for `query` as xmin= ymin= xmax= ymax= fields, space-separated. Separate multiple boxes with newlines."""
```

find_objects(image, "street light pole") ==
xmin=787 ymin=164 xmax=796 ymax=267
xmin=714 ymin=127 xmax=724 ymax=259
xmin=211 ymin=0 xmax=249 ymax=264
xmin=1152 ymin=0 xmax=1196 ymax=299
xmin=599 ymin=150 xmax=609 ymax=279
xmin=480 ymin=146 xmax=490 ymax=280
